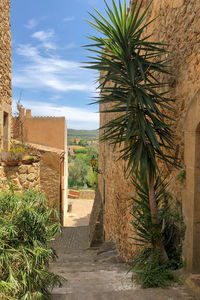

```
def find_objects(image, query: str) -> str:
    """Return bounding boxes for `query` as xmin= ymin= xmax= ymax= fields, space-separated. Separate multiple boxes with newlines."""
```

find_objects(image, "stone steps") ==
xmin=50 ymin=226 xmax=195 ymax=300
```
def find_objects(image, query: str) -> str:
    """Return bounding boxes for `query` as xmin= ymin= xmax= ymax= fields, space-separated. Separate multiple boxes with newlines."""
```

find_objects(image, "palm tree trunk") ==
xmin=147 ymin=165 xmax=168 ymax=263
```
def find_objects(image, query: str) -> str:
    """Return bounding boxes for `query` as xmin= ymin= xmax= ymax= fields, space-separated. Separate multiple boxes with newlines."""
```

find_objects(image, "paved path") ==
xmin=64 ymin=199 xmax=94 ymax=227
xmin=50 ymin=227 xmax=195 ymax=300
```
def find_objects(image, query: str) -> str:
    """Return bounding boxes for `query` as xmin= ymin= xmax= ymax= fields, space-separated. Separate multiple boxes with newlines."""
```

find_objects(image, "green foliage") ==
xmin=130 ymin=173 xmax=185 ymax=286
xmin=132 ymin=248 xmax=175 ymax=288
xmin=162 ymin=198 xmax=186 ymax=270
xmin=177 ymin=169 xmax=186 ymax=184
xmin=78 ymin=139 xmax=88 ymax=147
xmin=10 ymin=142 xmax=27 ymax=154
xmin=0 ymin=189 xmax=63 ymax=299
xmin=86 ymin=166 xmax=98 ymax=188
xmin=73 ymin=148 xmax=87 ymax=155
xmin=85 ymin=145 xmax=98 ymax=159
xmin=68 ymin=129 xmax=99 ymax=140
xmin=130 ymin=173 xmax=169 ymax=247
xmin=85 ymin=0 xmax=181 ymax=282
xmin=22 ymin=155 xmax=35 ymax=161
xmin=85 ymin=0 xmax=176 ymax=176
xmin=68 ymin=160 xmax=88 ymax=187
xmin=68 ymin=144 xmax=98 ymax=189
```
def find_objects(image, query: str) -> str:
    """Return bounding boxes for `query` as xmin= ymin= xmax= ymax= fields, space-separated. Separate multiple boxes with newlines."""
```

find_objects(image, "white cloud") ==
xmin=32 ymin=30 xmax=54 ymax=42
xmin=12 ymin=99 xmax=99 ymax=130
xmin=65 ymin=43 xmax=76 ymax=50
xmin=63 ymin=17 xmax=75 ymax=22
xmin=13 ymin=44 xmax=95 ymax=93
xmin=32 ymin=30 xmax=56 ymax=49
xmin=25 ymin=19 xmax=38 ymax=30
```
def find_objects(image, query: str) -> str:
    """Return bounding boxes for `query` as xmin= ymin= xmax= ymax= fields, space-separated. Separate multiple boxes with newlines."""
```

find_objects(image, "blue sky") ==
xmin=11 ymin=0 xmax=129 ymax=130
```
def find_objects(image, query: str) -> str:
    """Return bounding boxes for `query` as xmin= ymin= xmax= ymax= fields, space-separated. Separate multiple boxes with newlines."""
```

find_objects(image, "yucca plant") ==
xmin=0 ymin=189 xmax=63 ymax=299
xmin=129 ymin=172 xmax=184 ymax=286
xmin=85 ymin=0 xmax=177 ymax=262
xmin=130 ymin=173 xmax=169 ymax=248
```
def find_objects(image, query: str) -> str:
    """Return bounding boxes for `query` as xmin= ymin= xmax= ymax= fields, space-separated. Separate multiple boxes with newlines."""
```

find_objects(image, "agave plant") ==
xmin=85 ymin=0 xmax=178 ymax=262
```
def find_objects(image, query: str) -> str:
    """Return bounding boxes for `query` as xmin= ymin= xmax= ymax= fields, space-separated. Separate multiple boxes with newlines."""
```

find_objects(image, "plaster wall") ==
xmin=23 ymin=117 xmax=66 ymax=150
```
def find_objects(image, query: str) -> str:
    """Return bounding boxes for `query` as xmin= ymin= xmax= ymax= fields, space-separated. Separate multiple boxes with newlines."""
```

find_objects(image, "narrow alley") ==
xmin=49 ymin=199 xmax=195 ymax=300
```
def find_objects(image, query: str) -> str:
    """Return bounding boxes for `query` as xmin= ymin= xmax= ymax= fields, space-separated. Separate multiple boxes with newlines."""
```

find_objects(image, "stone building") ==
xmin=0 ymin=0 xmax=12 ymax=151
xmin=13 ymin=109 xmax=68 ymax=226
xmin=97 ymin=0 xmax=200 ymax=273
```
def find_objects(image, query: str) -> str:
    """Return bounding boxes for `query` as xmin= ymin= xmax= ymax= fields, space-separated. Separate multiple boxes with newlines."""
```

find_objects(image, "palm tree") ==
xmin=85 ymin=0 xmax=176 ymax=262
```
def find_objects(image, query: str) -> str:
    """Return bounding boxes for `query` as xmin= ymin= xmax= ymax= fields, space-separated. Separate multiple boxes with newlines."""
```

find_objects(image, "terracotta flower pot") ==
xmin=2 ymin=160 xmax=20 ymax=166
xmin=21 ymin=159 xmax=34 ymax=165
xmin=34 ymin=157 xmax=40 ymax=163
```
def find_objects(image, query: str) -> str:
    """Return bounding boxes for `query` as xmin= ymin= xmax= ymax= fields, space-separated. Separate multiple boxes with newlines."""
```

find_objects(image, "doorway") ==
xmin=3 ymin=111 xmax=9 ymax=151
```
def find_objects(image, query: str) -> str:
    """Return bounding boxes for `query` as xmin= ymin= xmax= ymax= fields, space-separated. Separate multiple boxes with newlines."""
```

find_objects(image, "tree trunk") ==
xmin=147 ymin=165 xmax=168 ymax=263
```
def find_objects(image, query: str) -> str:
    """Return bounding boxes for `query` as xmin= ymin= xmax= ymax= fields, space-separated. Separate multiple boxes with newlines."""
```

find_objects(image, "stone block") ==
xmin=18 ymin=165 xmax=28 ymax=174
xmin=172 ymin=0 xmax=184 ymax=8
xmin=19 ymin=174 xmax=26 ymax=184
xmin=23 ymin=182 xmax=30 ymax=189
xmin=11 ymin=178 xmax=19 ymax=186
xmin=27 ymin=173 xmax=35 ymax=182
xmin=27 ymin=166 xmax=35 ymax=174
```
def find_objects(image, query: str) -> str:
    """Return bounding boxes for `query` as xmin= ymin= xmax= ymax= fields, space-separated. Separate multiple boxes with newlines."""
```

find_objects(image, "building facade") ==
xmin=98 ymin=0 xmax=200 ymax=273
xmin=0 ymin=0 xmax=12 ymax=151
xmin=13 ymin=109 xmax=68 ymax=226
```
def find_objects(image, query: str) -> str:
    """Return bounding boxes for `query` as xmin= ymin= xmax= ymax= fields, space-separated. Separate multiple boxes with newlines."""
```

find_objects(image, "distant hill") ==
xmin=68 ymin=129 xmax=99 ymax=140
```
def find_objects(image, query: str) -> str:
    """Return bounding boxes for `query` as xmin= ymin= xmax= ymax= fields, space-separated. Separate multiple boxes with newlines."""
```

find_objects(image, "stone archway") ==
xmin=184 ymin=88 xmax=200 ymax=273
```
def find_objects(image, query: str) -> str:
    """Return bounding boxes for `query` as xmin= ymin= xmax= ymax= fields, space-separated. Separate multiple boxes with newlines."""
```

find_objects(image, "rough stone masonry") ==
xmin=0 ymin=0 xmax=12 ymax=150
xmin=98 ymin=0 xmax=200 ymax=271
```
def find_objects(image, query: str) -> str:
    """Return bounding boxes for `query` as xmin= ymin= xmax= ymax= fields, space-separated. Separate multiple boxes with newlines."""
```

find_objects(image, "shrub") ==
xmin=132 ymin=248 xmax=175 ymax=288
xmin=0 ymin=189 xmax=63 ymax=299
xmin=129 ymin=174 xmax=185 ymax=287
xmin=10 ymin=142 xmax=27 ymax=155
xmin=73 ymin=148 xmax=87 ymax=155
xmin=0 ymin=151 xmax=22 ymax=162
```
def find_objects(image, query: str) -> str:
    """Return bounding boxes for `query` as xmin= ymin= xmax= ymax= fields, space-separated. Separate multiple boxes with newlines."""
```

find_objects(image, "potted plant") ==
xmin=0 ymin=152 xmax=22 ymax=166
xmin=22 ymin=155 xmax=35 ymax=165
xmin=33 ymin=155 xmax=40 ymax=163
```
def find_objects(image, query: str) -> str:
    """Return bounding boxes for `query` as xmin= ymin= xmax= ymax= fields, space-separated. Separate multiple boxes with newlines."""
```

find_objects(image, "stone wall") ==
xmin=99 ymin=0 xmax=200 ymax=263
xmin=0 ymin=162 xmax=40 ymax=191
xmin=89 ymin=188 xmax=104 ymax=247
xmin=40 ymin=152 xmax=61 ymax=213
xmin=0 ymin=0 xmax=12 ymax=151
xmin=79 ymin=190 xmax=95 ymax=199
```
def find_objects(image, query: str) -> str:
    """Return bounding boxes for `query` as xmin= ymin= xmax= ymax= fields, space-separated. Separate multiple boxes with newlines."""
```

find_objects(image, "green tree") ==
xmin=68 ymin=158 xmax=88 ymax=187
xmin=86 ymin=0 xmax=177 ymax=263
xmin=86 ymin=145 xmax=98 ymax=159
xmin=85 ymin=166 xmax=98 ymax=188
xmin=79 ymin=139 xmax=88 ymax=147
xmin=73 ymin=148 xmax=87 ymax=155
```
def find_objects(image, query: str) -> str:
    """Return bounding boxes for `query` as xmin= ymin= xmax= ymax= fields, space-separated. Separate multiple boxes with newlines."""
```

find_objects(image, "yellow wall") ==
xmin=24 ymin=117 xmax=66 ymax=150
